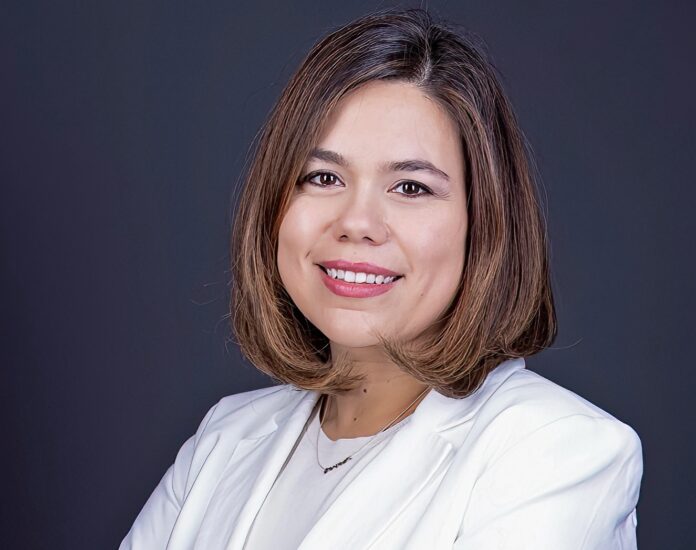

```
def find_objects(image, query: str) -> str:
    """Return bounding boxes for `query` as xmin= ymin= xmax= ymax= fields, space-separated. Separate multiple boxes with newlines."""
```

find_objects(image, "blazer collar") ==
xmin=221 ymin=357 xmax=526 ymax=550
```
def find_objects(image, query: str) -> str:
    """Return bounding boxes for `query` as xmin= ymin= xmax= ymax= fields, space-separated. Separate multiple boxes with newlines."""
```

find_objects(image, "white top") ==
xmin=119 ymin=358 xmax=643 ymax=549
xmin=243 ymin=398 xmax=412 ymax=549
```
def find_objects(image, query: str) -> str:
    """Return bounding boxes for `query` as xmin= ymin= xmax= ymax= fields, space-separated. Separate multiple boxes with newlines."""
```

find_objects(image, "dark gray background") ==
xmin=1 ymin=1 xmax=693 ymax=548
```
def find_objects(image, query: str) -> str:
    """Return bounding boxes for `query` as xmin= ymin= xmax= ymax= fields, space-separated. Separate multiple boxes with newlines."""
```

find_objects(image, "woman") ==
xmin=120 ymin=8 xmax=643 ymax=549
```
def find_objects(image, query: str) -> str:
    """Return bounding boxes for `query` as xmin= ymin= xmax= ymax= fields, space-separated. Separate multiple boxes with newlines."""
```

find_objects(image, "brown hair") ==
xmin=230 ymin=7 xmax=556 ymax=398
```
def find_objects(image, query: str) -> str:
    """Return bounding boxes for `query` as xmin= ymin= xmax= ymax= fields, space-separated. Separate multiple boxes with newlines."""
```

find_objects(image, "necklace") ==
xmin=315 ymin=386 xmax=431 ymax=474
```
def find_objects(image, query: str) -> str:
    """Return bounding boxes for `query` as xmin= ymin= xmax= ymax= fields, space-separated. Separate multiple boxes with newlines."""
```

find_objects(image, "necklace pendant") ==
xmin=323 ymin=456 xmax=352 ymax=474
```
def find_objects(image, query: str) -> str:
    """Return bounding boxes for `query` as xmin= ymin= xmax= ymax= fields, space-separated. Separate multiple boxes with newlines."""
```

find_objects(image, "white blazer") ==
xmin=120 ymin=358 xmax=643 ymax=549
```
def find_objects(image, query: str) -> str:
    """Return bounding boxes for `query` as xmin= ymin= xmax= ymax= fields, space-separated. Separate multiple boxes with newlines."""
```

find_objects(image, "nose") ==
xmin=332 ymin=186 xmax=388 ymax=245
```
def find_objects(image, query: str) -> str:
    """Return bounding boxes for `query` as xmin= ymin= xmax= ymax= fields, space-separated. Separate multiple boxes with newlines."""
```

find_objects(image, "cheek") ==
xmin=278 ymin=199 xmax=322 ymax=247
xmin=405 ymin=212 xmax=467 ymax=312
xmin=412 ymin=213 xmax=466 ymax=273
xmin=277 ymin=201 xmax=323 ymax=292
xmin=276 ymin=201 xmax=332 ymax=331
xmin=277 ymin=209 xmax=302 ymax=286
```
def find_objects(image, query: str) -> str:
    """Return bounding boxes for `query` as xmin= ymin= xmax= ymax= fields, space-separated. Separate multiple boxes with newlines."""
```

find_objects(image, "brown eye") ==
xmin=300 ymin=171 xmax=340 ymax=187
xmin=393 ymin=181 xmax=432 ymax=198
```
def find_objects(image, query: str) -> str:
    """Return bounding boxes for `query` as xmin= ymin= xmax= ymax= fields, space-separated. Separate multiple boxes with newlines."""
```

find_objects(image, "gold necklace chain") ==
xmin=315 ymin=387 xmax=431 ymax=474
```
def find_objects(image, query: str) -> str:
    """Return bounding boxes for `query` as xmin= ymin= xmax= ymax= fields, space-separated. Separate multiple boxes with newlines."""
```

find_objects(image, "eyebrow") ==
xmin=307 ymin=147 xmax=451 ymax=182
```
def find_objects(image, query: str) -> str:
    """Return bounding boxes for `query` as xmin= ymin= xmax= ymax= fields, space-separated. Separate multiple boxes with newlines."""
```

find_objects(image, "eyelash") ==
xmin=298 ymin=171 xmax=433 ymax=199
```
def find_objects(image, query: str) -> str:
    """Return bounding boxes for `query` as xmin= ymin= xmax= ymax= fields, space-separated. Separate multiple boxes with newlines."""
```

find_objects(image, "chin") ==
xmin=320 ymin=328 xmax=383 ymax=349
xmin=309 ymin=309 xmax=393 ymax=348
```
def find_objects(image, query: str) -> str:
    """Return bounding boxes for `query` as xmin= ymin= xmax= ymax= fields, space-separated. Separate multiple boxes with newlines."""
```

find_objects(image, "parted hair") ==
xmin=230 ymin=7 xmax=557 ymax=398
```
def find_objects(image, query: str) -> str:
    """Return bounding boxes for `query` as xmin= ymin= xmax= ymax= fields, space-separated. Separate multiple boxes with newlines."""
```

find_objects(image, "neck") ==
xmin=320 ymin=344 xmax=430 ymax=440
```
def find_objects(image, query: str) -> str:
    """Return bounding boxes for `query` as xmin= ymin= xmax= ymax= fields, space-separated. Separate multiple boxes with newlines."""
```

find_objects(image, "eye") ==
xmin=298 ymin=171 xmax=342 ymax=188
xmin=297 ymin=171 xmax=433 ymax=198
xmin=392 ymin=181 xmax=433 ymax=198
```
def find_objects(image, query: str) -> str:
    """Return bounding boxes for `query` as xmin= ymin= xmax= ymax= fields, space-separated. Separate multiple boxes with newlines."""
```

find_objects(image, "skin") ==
xmin=277 ymin=80 xmax=468 ymax=440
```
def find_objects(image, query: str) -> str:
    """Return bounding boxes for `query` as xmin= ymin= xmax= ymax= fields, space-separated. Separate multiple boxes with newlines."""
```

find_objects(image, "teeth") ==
xmin=324 ymin=267 xmax=399 ymax=285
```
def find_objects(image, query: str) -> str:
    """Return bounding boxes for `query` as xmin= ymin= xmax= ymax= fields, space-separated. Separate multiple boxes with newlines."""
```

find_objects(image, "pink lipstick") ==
xmin=316 ymin=263 xmax=402 ymax=298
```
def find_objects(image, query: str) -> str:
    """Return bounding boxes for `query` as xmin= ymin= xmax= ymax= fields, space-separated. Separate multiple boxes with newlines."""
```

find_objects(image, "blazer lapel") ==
xmin=221 ymin=389 xmax=323 ymax=550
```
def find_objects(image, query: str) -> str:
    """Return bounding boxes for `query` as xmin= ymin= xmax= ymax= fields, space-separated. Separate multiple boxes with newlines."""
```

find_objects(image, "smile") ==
xmin=319 ymin=266 xmax=402 ymax=285
xmin=317 ymin=265 xmax=402 ymax=298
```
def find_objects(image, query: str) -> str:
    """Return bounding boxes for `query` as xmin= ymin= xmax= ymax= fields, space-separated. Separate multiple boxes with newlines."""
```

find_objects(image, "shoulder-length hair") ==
xmin=230 ymin=7 xmax=556 ymax=398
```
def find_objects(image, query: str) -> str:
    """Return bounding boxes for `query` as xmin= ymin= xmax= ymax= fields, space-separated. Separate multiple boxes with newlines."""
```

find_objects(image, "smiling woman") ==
xmin=120 ymin=7 xmax=643 ymax=550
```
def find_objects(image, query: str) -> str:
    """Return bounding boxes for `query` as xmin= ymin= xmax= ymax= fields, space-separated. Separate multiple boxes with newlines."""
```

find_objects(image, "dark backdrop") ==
xmin=1 ymin=1 xmax=693 ymax=548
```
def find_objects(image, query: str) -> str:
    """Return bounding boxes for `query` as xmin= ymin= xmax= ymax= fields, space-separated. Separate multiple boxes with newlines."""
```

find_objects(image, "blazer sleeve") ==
xmin=118 ymin=401 xmax=220 ymax=550
xmin=453 ymin=413 xmax=644 ymax=550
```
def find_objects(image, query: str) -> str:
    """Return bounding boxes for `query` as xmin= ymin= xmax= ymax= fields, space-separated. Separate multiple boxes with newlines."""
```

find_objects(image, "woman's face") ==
xmin=277 ymin=80 xmax=467 ymax=348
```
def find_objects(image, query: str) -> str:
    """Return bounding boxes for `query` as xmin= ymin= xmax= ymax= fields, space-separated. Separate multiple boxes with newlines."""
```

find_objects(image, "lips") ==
xmin=317 ymin=259 xmax=402 ymax=277
xmin=317 ymin=265 xmax=400 ymax=298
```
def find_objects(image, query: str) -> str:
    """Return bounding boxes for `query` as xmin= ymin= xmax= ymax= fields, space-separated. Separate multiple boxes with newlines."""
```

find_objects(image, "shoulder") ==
xmin=210 ymin=383 xmax=292 ymax=416
xmin=464 ymin=364 xmax=642 ymax=472
xmin=454 ymin=366 xmax=644 ymax=544
xmin=202 ymin=383 xmax=296 ymax=422
xmin=484 ymin=365 xmax=631 ymax=422
xmin=191 ymin=383 xmax=302 ymax=441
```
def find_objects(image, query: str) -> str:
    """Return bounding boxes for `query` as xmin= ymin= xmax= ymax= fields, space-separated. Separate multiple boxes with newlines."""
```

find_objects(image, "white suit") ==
xmin=120 ymin=358 xmax=643 ymax=549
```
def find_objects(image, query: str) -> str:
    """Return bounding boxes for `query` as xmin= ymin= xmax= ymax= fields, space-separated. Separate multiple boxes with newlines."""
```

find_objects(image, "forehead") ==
xmin=313 ymin=80 xmax=463 ymax=174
